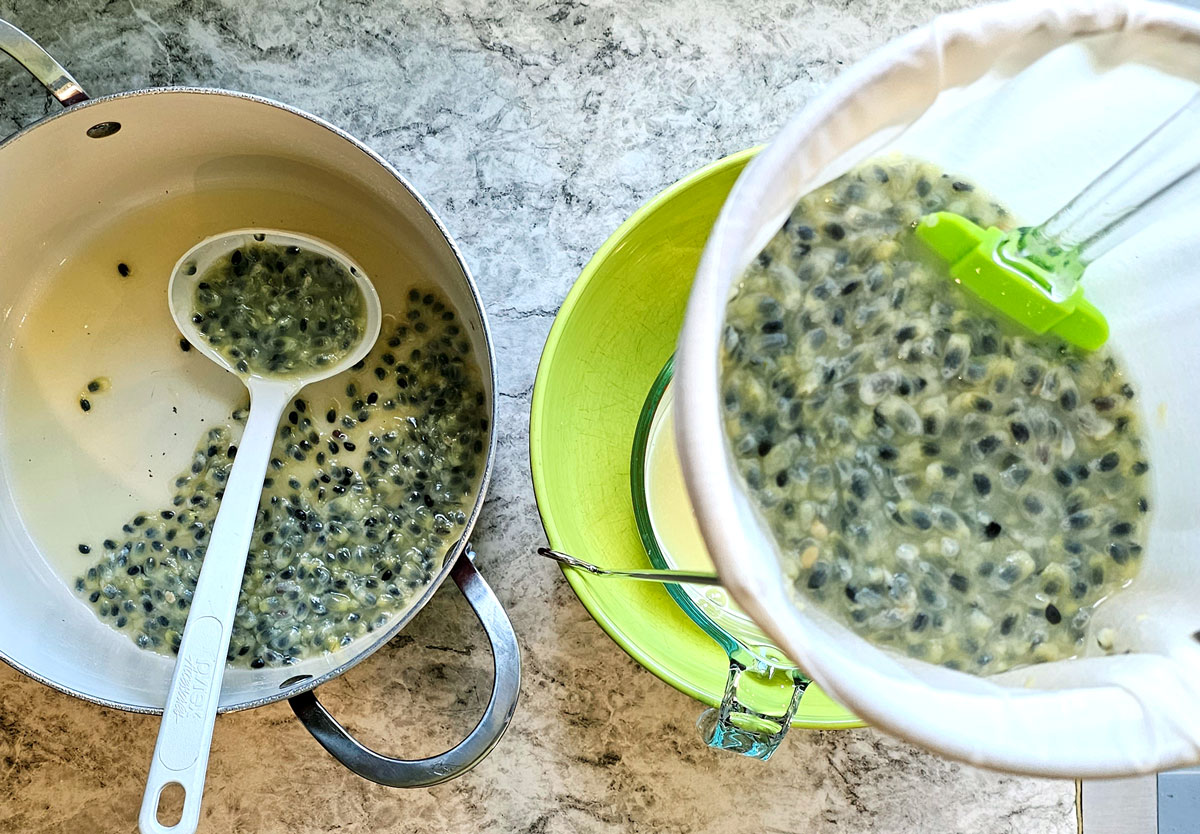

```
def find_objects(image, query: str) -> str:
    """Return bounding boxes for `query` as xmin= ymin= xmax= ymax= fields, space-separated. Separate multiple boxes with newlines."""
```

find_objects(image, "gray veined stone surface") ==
xmin=0 ymin=1 xmax=1075 ymax=832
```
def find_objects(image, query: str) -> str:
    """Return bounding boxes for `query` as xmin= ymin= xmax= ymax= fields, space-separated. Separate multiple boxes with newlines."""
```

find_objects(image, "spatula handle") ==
xmin=1025 ymin=91 xmax=1200 ymax=272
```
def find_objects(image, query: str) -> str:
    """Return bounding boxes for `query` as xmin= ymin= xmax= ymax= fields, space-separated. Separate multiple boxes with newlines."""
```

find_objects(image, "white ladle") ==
xmin=139 ymin=229 xmax=382 ymax=834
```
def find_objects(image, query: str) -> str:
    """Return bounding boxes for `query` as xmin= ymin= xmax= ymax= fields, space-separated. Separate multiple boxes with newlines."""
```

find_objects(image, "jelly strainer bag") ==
xmin=677 ymin=0 xmax=1200 ymax=777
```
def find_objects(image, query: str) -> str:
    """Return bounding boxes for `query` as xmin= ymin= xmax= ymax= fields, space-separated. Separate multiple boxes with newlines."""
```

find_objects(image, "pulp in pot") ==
xmin=0 ymin=189 xmax=489 ymax=669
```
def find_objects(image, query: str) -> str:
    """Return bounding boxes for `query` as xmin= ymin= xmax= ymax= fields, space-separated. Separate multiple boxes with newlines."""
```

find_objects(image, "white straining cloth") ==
xmin=677 ymin=0 xmax=1200 ymax=777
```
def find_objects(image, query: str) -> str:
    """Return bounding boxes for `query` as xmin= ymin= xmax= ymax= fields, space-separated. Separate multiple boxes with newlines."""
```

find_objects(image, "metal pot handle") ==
xmin=289 ymin=547 xmax=521 ymax=787
xmin=0 ymin=18 xmax=88 ymax=106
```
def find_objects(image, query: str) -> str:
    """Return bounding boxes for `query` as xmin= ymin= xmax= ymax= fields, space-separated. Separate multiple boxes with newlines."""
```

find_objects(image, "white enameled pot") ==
xmin=676 ymin=0 xmax=1200 ymax=778
xmin=0 ymin=19 xmax=519 ymax=788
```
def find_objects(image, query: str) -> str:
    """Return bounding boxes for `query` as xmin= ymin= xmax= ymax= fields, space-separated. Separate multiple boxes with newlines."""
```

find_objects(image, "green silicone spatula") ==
xmin=915 ymin=91 xmax=1200 ymax=351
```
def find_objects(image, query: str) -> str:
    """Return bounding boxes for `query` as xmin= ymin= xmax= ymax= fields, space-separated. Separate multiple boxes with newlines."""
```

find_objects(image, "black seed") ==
xmin=326 ymin=409 xmax=336 ymax=423
xmin=1067 ymin=512 xmax=1092 ymax=529
xmin=949 ymin=573 xmax=969 ymax=592
xmin=807 ymin=563 xmax=829 ymax=589
xmin=1023 ymin=495 xmax=1043 ymax=515
xmin=80 ymin=398 xmax=91 ymax=412
xmin=1092 ymin=396 xmax=1115 ymax=412
xmin=972 ymin=473 xmax=991 ymax=495
xmin=1110 ymin=521 xmax=1133 ymax=536
xmin=1000 ymin=614 xmax=1016 ymax=635
xmin=1053 ymin=468 xmax=1073 ymax=487
xmin=1109 ymin=542 xmax=1129 ymax=564
xmin=1138 ymin=497 xmax=1149 ymax=513
xmin=849 ymin=473 xmax=868 ymax=500
xmin=983 ymin=521 xmax=1001 ymax=539
xmin=823 ymin=222 xmax=846 ymax=241
xmin=78 ymin=543 xmax=90 ymax=554
xmin=911 ymin=613 xmax=929 ymax=632
xmin=1098 ymin=452 xmax=1120 ymax=472
xmin=976 ymin=435 xmax=1000 ymax=455
xmin=1044 ymin=604 xmax=1062 ymax=625
xmin=1059 ymin=389 xmax=1077 ymax=411
xmin=895 ymin=325 xmax=916 ymax=342
xmin=951 ymin=181 xmax=973 ymax=192
xmin=117 ymin=262 xmax=130 ymax=277
xmin=1009 ymin=422 xmax=1029 ymax=443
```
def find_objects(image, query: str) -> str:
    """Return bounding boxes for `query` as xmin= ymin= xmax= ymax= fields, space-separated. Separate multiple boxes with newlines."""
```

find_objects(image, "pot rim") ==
xmin=0 ymin=85 xmax=498 ymax=715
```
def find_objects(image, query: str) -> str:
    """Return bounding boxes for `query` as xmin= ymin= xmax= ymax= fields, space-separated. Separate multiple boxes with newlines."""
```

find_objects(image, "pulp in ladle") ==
xmin=188 ymin=240 xmax=367 ymax=377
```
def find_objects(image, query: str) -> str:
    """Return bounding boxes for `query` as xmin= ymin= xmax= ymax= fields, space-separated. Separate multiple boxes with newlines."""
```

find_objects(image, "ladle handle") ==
xmin=139 ymin=383 xmax=294 ymax=834
xmin=0 ymin=19 xmax=88 ymax=106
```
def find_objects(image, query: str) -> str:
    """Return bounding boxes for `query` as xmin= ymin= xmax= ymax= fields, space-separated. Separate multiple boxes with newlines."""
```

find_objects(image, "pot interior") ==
xmin=0 ymin=90 xmax=493 ymax=711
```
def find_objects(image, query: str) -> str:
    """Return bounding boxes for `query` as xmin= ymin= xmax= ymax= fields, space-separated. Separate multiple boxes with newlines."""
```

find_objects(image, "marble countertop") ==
xmin=0 ymin=0 xmax=1076 ymax=831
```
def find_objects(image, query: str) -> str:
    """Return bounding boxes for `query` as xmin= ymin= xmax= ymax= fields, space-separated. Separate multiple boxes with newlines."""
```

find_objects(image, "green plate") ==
xmin=530 ymin=149 xmax=861 ymax=729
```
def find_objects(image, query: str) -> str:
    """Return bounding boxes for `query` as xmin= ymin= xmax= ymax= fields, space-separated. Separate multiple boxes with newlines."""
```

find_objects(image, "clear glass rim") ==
xmin=629 ymin=354 xmax=799 ymax=671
